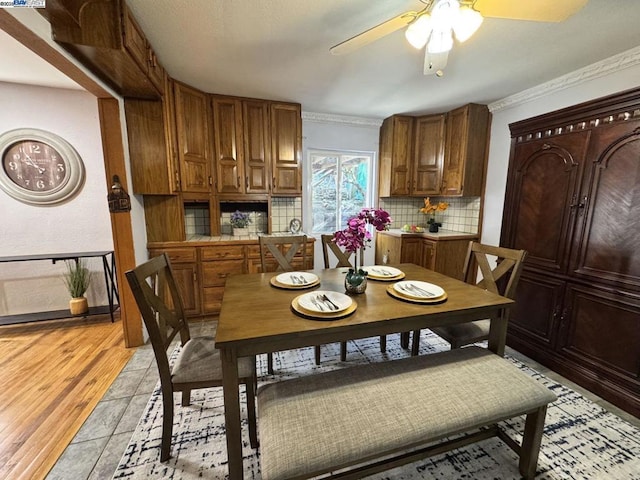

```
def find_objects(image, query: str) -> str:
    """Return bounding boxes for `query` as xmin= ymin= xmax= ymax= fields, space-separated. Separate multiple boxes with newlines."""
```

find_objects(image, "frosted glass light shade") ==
xmin=405 ymin=14 xmax=432 ymax=49
xmin=453 ymin=6 xmax=483 ymax=42
xmin=427 ymin=28 xmax=453 ymax=53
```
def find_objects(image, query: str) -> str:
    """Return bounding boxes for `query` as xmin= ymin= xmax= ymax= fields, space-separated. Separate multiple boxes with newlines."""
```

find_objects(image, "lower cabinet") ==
xmin=375 ymin=232 xmax=475 ymax=280
xmin=149 ymin=239 xmax=314 ymax=317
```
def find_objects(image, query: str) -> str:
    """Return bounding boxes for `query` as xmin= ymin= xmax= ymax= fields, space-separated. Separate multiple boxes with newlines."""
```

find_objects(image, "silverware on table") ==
xmin=310 ymin=296 xmax=325 ymax=311
xmin=320 ymin=294 xmax=339 ymax=310
xmin=405 ymin=283 xmax=434 ymax=297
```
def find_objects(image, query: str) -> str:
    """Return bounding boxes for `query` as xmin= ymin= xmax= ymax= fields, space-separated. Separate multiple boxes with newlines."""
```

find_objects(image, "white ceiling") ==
xmin=3 ymin=0 xmax=640 ymax=119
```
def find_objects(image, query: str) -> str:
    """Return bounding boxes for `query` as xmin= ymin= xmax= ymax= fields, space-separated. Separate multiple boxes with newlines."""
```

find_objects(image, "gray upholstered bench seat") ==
xmin=257 ymin=346 xmax=556 ymax=480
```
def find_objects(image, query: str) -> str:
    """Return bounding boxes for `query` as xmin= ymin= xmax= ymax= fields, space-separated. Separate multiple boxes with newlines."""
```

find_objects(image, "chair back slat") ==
xmin=320 ymin=234 xmax=364 ymax=268
xmin=463 ymin=242 xmax=527 ymax=300
xmin=259 ymin=235 xmax=307 ymax=272
xmin=125 ymin=254 xmax=192 ymax=381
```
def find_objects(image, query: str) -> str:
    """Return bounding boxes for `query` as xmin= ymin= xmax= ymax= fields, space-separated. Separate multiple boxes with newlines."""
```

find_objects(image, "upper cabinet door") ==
xmin=502 ymin=131 xmax=589 ymax=274
xmin=174 ymin=83 xmax=212 ymax=193
xmin=413 ymin=114 xmax=445 ymax=196
xmin=243 ymin=100 xmax=270 ymax=194
xmin=212 ymin=97 xmax=244 ymax=194
xmin=378 ymin=115 xmax=413 ymax=197
xmin=271 ymin=102 xmax=302 ymax=195
xmin=442 ymin=104 xmax=490 ymax=196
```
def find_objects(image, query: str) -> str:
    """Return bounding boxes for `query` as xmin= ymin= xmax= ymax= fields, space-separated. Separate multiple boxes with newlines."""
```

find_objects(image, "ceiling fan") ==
xmin=330 ymin=0 xmax=588 ymax=76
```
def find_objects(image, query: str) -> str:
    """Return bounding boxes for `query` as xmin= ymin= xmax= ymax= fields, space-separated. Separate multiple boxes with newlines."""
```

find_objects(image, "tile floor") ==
xmin=45 ymin=322 xmax=640 ymax=479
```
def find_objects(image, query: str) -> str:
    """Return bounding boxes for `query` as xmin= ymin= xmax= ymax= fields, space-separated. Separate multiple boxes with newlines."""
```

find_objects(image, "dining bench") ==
xmin=257 ymin=346 xmax=557 ymax=480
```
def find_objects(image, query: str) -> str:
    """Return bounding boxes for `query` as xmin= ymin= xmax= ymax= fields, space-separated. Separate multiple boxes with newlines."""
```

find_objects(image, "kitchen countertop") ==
xmin=148 ymin=232 xmax=313 ymax=247
xmin=380 ymin=229 xmax=478 ymax=241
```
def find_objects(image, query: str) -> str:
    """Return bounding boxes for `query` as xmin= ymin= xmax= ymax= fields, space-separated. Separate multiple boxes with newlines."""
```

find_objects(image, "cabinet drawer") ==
xmin=149 ymin=248 xmax=196 ymax=263
xmin=246 ymin=244 xmax=262 ymax=258
xmin=202 ymin=259 xmax=245 ymax=286
xmin=200 ymin=245 xmax=245 ymax=261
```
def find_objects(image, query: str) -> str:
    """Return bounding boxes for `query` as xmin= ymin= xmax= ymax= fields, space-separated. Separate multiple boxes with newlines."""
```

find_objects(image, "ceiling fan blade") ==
xmin=473 ymin=0 xmax=588 ymax=22
xmin=424 ymin=51 xmax=449 ymax=76
xmin=330 ymin=10 xmax=419 ymax=55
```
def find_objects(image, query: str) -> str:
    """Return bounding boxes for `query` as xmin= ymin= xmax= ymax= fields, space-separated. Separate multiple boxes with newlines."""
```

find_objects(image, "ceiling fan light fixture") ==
xmin=427 ymin=28 xmax=453 ymax=54
xmin=453 ymin=5 xmax=483 ymax=42
xmin=405 ymin=13 xmax=432 ymax=49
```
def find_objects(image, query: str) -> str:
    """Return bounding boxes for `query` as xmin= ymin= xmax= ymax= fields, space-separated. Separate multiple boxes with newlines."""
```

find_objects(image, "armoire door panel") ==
xmin=508 ymin=270 xmax=565 ymax=348
xmin=559 ymin=283 xmax=640 ymax=389
xmin=508 ymin=132 xmax=589 ymax=273
xmin=571 ymin=125 xmax=640 ymax=289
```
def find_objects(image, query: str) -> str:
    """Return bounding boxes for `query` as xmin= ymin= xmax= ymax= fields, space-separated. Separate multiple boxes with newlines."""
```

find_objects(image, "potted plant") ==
xmin=333 ymin=207 xmax=392 ymax=294
xmin=63 ymin=259 xmax=92 ymax=315
xmin=230 ymin=210 xmax=252 ymax=235
xmin=419 ymin=197 xmax=449 ymax=232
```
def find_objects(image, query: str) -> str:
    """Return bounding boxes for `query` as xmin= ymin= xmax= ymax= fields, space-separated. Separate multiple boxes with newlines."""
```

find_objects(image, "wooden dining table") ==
xmin=215 ymin=263 xmax=514 ymax=480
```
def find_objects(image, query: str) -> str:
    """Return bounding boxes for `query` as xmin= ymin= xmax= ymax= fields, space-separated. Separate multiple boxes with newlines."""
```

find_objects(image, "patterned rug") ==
xmin=113 ymin=331 xmax=640 ymax=479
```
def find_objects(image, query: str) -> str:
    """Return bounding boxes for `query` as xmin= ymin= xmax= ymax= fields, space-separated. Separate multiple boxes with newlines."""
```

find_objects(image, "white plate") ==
xmin=365 ymin=266 xmax=403 ymax=279
xmin=393 ymin=281 xmax=445 ymax=299
xmin=297 ymin=290 xmax=352 ymax=313
xmin=276 ymin=272 xmax=319 ymax=287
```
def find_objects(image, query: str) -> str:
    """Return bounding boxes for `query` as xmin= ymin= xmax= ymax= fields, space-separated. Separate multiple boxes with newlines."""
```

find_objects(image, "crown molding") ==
xmin=489 ymin=46 xmax=640 ymax=113
xmin=302 ymin=111 xmax=383 ymax=127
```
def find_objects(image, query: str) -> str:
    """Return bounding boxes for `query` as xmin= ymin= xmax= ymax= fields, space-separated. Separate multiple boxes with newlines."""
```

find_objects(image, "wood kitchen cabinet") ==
xmin=413 ymin=114 xmax=446 ymax=196
xmin=378 ymin=105 xmax=488 ymax=198
xmin=174 ymin=82 xmax=213 ymax=193
xmin=211 ymin=96 xmax=270 ymax=195
xmin=47 ymin=1 xmax=164 ymax=98
xmin=149 ymin=238 xmax=314 ymax=316
xmin=271 ymin=102 xmax=303 ymax=195
xmin=124 ymin=75 xmax=180 ymax=194
xmin=200 ymin=245 xmax=245 ymax=314
xmin=148 ymin=247 xmax=200 ymax=316
xmin=501 ymin=87 xmax=640 ymax=417
xmin=378 ymin=115 xmax=414 ymax=197
xmin=375 ymin=232 xmax=473 ymax=280
xmin=441 ymin=103 xmax=490 ymax=196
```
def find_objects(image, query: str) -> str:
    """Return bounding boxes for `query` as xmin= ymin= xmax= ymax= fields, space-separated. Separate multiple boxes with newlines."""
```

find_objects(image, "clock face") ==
xmin=3 ymin=140 xmax=68 ymax=192
xmin=0 ymin=128 xmax=85 ymax=205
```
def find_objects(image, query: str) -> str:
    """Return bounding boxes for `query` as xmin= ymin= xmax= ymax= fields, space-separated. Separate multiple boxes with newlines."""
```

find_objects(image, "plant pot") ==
xmin=233 ymin=226 xmax=250 ymax=236
xmin=69 ymin=297 xmax=89 ymax=315
xmin=429 ymin=223 xmax=439 ymax=233
xmin=345 ymin=268 xmax=368 ymax=294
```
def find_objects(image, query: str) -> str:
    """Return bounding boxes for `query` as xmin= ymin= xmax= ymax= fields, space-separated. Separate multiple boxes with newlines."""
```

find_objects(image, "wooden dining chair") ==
xmin=125 ymin=253 xmax=258 ymax=461
xmin=259 ymin=234 xmax=308 ymax=272
xmin=259 ymin=234 xmax=307 ymax=373
xmin=412 ymin=241 xmax=527 ymax=354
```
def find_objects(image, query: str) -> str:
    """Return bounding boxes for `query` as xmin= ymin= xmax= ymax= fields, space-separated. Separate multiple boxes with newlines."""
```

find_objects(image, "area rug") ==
xmin=113 ymin=331 xmax=640 ymax=479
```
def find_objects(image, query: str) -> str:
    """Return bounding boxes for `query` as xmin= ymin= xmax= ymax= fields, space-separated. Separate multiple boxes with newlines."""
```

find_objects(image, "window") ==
xmin=308 ymin=150 xmax=374 ymax=234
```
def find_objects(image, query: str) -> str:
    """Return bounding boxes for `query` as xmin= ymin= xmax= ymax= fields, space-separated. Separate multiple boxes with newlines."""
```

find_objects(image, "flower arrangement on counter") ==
xmin=419 ymin=197 xmax=448 ymax=232
xmin=230 ymin=210 xmax=252 ymax=228
xmin=419 ymin=197 xmax=449 ymax=221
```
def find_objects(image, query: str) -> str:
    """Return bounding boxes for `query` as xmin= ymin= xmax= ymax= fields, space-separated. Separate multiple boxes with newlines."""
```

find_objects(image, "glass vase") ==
xmin=345 ymin=268 xmax=368 ymax=294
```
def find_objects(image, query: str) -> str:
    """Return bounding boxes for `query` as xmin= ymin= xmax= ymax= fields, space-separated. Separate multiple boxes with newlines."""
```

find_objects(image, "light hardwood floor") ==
xmin=0 ymin=314 xmax=133 ymax=480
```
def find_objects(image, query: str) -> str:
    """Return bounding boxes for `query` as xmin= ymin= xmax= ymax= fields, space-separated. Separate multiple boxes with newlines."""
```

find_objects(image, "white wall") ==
xmin=482 ymin=50 xmax=640 ymax=247
xmin=302 ymin=114 xmax=382 ymax=267
xmin=0 ymin=82 xmax=113 ymax=315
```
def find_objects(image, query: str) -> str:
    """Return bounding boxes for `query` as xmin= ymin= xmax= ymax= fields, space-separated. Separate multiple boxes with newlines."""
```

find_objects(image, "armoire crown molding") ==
xmin=302 ymin=111 xmax=383 ymax=128
xmin=489 ymin=45 xmax=640 ymax=113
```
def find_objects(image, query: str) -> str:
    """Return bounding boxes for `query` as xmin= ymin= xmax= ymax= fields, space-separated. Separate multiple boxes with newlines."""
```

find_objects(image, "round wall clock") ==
xmin=0 ymin=128 xmax=85 ymax=205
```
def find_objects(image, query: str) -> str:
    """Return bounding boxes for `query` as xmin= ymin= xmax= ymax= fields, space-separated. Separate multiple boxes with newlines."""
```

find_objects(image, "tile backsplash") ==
xmin=184 ymin=204 xmax=210 ymax=236
xmin=379 ymin=197 xmax=480 ymax=234
xmin=271 ymin=197 xmax=303 ymax=232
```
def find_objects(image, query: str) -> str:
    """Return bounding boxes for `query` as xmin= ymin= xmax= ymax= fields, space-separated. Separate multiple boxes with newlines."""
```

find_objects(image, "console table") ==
xmin=0 ymin=251 xmax=119 ymax=326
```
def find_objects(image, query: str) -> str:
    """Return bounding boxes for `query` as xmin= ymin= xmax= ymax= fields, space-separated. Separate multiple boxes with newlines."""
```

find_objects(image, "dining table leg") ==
xmin=487 ymin=309 xmax=508 ymax=357
xmin=221 ymin=347 xmax=244 ymax=480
